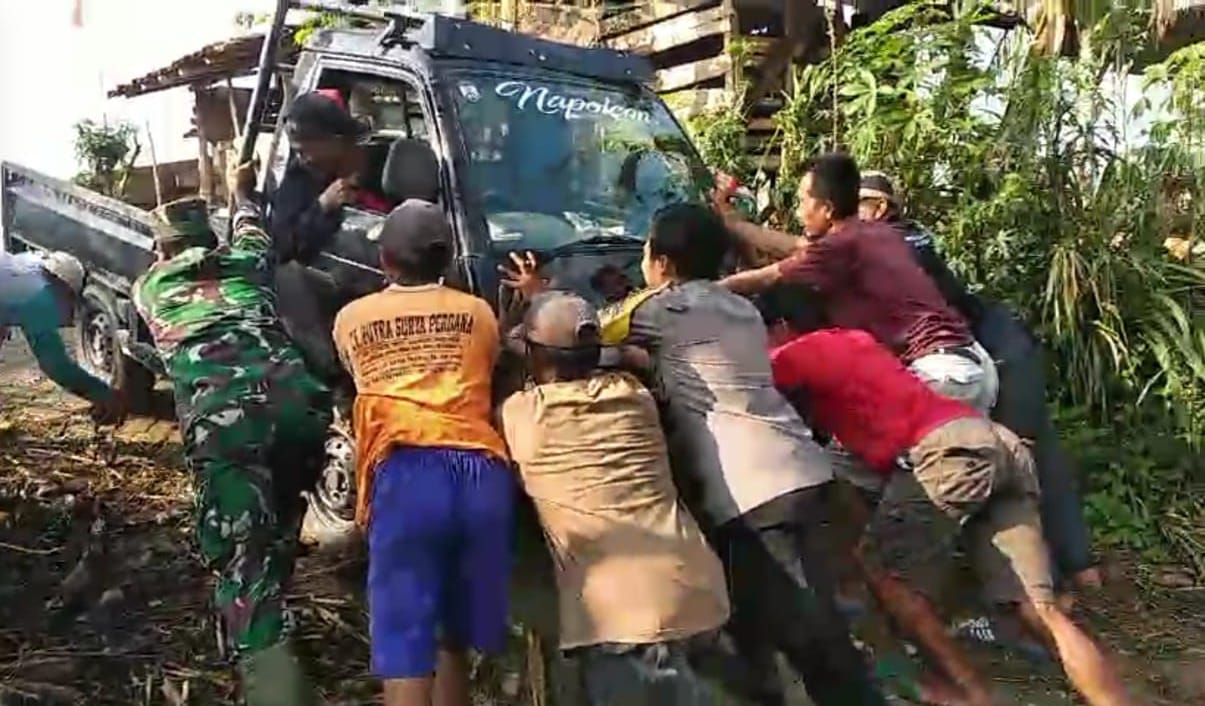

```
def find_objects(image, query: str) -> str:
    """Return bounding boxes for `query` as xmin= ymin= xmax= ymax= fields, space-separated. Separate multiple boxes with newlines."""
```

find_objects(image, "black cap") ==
xmin=859 ymin=171 xmax=898 ymax=204
xmin=378 ymin=199 xmax=452 ymax=269
xmin=286 ymin=91 xmax=368 ymax=141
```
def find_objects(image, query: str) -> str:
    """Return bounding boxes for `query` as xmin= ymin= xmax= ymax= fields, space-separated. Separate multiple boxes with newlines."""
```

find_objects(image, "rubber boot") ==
xmin=237 ymin=642 xmax=319 ymax=706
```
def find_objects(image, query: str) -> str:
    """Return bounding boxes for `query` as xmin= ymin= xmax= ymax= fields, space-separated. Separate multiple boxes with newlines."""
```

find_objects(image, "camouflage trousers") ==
xmin=172 ymin=336 xmax=331 ymax=659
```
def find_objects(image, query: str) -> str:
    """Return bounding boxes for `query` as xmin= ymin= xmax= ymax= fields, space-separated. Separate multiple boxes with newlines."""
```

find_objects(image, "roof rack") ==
xmin=291 ymin=0 xmax=431 ymax=49
xmin=292 ymin=0 xmax=429 ymax=24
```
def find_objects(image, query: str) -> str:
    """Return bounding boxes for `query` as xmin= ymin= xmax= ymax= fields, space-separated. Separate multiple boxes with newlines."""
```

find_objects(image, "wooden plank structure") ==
xmin=1151 ymin=0 xmax=1205 ymax=65
xmin=604 ymin=0 xmax=807 ymax=178
xmin=107 ymin=30 xmax=299 ymax=205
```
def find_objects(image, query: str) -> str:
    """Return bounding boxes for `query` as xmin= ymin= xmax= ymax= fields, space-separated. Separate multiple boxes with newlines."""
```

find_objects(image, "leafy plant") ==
xmin=294 ymin=0 xmax=394 ymax=46
xmin=674 ymin=37 xmax=775 ymax=206
xmin=72 ymin=119 xmax=140 ymax=199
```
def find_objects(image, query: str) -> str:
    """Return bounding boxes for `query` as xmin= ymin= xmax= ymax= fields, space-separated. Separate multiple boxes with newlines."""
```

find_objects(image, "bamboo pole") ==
xmin=226 ymin=78 xmax=242 ymax=143
xmin=144 ymin=121 xmax=164 ymax=208
xmin=194 ymin=87 xmax=215 ymax=204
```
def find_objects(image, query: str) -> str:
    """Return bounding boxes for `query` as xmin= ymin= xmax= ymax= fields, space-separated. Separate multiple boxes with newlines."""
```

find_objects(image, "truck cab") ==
xmin=266 ymin=14 xmax=712 ymax=378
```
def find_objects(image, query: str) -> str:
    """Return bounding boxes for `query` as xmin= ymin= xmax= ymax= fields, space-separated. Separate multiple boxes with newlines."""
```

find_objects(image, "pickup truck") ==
xmin=1 ymin=3 xmax=714 ymax=544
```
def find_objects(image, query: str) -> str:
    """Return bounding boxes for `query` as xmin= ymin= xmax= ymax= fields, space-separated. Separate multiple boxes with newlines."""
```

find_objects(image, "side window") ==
xmin=307 ymin=67 xmax=437 ymax=214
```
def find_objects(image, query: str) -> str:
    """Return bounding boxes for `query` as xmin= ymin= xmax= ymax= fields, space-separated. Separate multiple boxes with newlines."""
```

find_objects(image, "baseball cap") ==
xmin=521 ymin=291 xmax=601 ymax=349
xmin=378 ymin=199 xmax=452 ymax=270
xmin=859 ymin=171 xmax=898 ymax=204
xmin=42 ymin=252 xmax=85 ymax=295
xmin=286 ymin=91 xmax=369 ymax=141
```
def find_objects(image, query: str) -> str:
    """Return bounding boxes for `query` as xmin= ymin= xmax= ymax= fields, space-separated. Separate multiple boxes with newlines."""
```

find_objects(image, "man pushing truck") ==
xmin=0 ymin=248 xmax=124 ymax=423
xmin=132 ymin=163 xmax=332 ymax=706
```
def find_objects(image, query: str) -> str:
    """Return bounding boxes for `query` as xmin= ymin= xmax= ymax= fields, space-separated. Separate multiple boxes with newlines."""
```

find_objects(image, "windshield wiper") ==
xmin=549 ymin=233 xmax=644 ymax=256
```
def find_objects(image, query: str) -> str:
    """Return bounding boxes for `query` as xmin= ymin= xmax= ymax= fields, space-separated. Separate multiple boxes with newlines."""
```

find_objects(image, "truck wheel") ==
xmin=299 ymin=421 xmax=359 ymax=553
xmin=75 ymin=286 xmax=155 ymax=413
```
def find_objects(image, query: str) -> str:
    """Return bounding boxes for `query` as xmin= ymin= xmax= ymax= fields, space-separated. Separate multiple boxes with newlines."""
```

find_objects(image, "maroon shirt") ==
xmin=777 ymin=220 xmax=972 ymax=362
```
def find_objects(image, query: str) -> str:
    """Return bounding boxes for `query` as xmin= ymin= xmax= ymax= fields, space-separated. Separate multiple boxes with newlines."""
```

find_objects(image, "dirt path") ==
xmin=2 ymin=342 xmax=1203 ymax=705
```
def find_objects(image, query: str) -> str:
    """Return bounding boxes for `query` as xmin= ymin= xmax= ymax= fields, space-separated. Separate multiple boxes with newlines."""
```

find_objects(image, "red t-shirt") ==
xmin=770 ymin=328 xmax=976 ymax=472
xmin=776 ymin=220 xmax=972 ymax=362
xmin=354 ymin=189 xmax=392 ymax=213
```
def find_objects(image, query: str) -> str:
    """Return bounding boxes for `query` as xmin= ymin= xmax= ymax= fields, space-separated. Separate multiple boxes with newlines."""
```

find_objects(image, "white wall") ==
xmin=0 ymin=0 xmax=275 ymax=179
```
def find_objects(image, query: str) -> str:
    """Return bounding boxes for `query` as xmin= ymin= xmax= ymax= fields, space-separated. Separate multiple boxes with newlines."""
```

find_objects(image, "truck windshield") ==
xmin=448 ymin=71 xmax=710 ymax=252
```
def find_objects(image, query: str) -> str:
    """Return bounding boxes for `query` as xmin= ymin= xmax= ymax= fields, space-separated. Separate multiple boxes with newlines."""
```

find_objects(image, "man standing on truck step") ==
xmin=267 ymin=90 xmax=389 ymax=383
xmin=269 ymin=90 xmax=383 ymax=262
xmin=131 ymin=164 xmax=332 ymax=706
xmin=0 ymin=249 xmax=124 ymax=423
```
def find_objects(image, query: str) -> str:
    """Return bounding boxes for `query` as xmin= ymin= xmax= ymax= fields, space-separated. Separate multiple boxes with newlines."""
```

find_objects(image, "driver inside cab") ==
xmin=268 ymin=89 xmax=390 ymax=263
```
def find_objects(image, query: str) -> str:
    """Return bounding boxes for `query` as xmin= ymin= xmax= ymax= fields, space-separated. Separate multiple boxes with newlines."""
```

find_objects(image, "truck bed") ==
xmin=1 ymin=161 xmax=156 ymax=293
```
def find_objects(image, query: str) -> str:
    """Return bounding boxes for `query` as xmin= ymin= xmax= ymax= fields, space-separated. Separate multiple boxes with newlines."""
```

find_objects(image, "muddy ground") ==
xmin=2 ymin=337 xmax=1204 ymax=705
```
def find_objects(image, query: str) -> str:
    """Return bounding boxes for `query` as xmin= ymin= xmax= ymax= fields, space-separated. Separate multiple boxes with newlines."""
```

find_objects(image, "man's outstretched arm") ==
xmin=720 ymin=261 xmax=786 ymax=295
xmin=228 ymin=162 xmax=273 ymax=256
xmin=20 ymin=317 xmax=111 ymax=404
xmin=726 ymin=219 xmax=802 ymax=260
xmin=230 ymin=200 xmax=273 ymax=255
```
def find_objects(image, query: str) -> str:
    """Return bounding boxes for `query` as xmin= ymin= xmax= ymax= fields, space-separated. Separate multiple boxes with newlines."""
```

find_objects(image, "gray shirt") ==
xmin=623 ymin=280 xmax=833 ymax=524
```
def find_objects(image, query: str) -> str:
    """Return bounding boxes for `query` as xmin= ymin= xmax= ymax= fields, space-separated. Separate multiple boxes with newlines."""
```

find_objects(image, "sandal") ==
xmin=953 ymin=615 xmax=1052 ymax=664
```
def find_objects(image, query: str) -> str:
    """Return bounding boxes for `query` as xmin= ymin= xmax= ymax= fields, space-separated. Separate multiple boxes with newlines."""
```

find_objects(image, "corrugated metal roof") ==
xmin=108 ymin=29 xmax=298 ymax=99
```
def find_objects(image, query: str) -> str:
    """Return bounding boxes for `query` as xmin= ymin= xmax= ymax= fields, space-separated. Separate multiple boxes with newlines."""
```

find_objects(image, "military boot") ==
xmin=237 ymin=642 xmax=319 ymax=706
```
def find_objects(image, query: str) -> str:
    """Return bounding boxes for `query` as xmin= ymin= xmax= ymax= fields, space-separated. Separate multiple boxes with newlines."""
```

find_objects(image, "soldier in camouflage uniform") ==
xmin=132 ymin=165 xmax=331 ymax=706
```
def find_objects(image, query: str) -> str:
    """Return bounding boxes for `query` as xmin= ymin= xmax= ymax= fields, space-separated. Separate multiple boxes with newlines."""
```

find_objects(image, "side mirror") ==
xmin=381 ymin=138 xmax=441 ymax=204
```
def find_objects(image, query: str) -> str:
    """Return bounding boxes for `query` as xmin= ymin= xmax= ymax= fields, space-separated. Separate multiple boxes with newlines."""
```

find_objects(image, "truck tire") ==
xmin=299 ymin=420 xmax=359 ymax=553
xmin=74 ymin=285 xmax=155 ymax=413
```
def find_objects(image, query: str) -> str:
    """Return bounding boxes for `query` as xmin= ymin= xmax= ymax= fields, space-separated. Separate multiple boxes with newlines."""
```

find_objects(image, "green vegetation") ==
xmin=688 ymin=2 xmax=1205 ymax=573
xmin=72 ymin=119 xmax=140 ymax=199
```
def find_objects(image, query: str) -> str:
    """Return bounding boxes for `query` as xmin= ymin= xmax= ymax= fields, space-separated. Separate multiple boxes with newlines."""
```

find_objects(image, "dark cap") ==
xmin=522 ymin=291 xmax=601 ymax=349
xmin=378 ymin=199 xmax=452 ymax=269
xmin=286 ymin=91 xmax=369 ymax=141
xmin=152 ymin=196 xmax=217 ymax=248
xmin=859 ymin=171 xmax=898 ymax=204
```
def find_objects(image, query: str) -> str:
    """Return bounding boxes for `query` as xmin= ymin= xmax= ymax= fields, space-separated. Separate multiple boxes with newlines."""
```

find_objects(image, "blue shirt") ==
xmin=1 ymin=251 xmax=111 ymax=403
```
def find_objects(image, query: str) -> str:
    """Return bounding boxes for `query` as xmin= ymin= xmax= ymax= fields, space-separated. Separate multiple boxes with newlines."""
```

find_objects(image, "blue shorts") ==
xmin=367 ymin=446 xmax=516 ymax=679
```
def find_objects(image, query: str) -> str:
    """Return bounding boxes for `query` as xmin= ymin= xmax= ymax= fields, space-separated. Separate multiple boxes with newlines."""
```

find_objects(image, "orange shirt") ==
xmin=332 ymin=284 xmax=509 ymax=526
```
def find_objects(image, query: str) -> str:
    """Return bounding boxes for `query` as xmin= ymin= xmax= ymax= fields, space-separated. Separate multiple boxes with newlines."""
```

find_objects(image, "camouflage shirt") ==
xmin=132 ymin=203 xmax=289 ymax=372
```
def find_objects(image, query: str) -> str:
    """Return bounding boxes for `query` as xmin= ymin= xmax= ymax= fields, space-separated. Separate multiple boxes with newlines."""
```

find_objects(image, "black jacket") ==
xmin=896 ymin=220 xmax=1039 ymax=355
xmin=896 ymin=221 xmax=986 ymax=326
xmin=267 ymin=158 xmax=344 ymax=264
